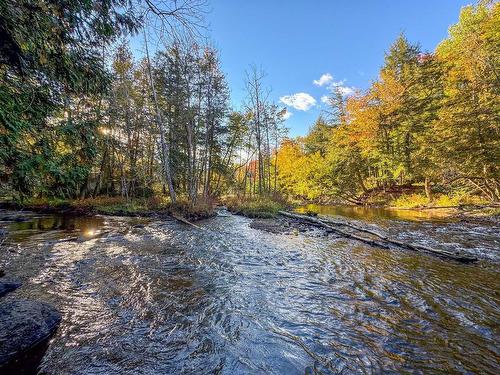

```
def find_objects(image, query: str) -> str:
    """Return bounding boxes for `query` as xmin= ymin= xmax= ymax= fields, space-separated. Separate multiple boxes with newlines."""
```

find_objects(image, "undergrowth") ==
xmin=224 ymin=195 xmax=288 ymax=218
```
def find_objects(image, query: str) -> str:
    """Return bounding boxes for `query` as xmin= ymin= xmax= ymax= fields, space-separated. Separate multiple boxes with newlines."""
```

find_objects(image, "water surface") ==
xmin=0 ymin=209 xmax=498 ymax=374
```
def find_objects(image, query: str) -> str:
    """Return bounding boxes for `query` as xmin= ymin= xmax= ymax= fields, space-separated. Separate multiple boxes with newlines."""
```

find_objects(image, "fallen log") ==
xmin=171 ymin=214 xmax=203 ymax=230
xmin=318 ymin=215 xmax=388 ymax=239
xmin=279 ymin=211 xmax=390 ymax=249
xmin=278 ymin=211 xmax=477 ymax=263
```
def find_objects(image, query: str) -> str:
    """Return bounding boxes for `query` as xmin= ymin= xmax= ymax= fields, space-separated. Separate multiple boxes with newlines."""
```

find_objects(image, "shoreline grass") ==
xmin=223 ymin=196 xmax=288 ymax=218
xmin=389 ymin=192 xmax=490 ymax=210
xmin=0 ymin=196 xmax=216 ymax=221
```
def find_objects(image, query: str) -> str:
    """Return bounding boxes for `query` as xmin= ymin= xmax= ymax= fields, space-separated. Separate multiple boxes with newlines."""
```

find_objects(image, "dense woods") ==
xmin=0 ymin=0 xmax=235 ymax=205
xmin=0 ymin=0 xmax=498 ymax=210
xmin=276 ymin=1 xmax=499 ymax=205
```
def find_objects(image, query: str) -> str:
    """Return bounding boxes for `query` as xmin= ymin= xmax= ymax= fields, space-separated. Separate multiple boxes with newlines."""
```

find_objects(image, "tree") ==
xmin=0 ymin=0 xmax=208 ymax=199
xmin=434 ymin=1 xmax=500 ymax=201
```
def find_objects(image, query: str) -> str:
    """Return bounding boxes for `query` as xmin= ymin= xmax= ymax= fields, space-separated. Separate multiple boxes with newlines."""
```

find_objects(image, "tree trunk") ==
xmin=424 ymin=177 xmax=432 ymax=201
xmin=144 ymin=31 xmax=176 ymax=203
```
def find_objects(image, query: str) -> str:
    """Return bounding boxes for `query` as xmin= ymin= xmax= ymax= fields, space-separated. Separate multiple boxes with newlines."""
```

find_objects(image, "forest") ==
xmin=0 ymin=0 xmax=498 ymax=214
xmin=275 ymin=3 xmax=499 ymax=207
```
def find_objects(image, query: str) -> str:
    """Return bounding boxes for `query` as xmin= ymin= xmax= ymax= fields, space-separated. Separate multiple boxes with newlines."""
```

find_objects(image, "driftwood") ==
xmin=171 ymin=214 xmax=203 ymax=230
xmin=280 ymin=211 xmax=390 ymax=249
xmin=278 ymin=211 xmax=477 ymax=263
xmin=318 ymin=215 xmax=388 ymax=239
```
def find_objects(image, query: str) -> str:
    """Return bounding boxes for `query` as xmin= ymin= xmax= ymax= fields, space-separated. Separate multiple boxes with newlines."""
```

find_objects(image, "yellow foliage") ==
xmin=390 ymin=194 xmax=430 ymax=209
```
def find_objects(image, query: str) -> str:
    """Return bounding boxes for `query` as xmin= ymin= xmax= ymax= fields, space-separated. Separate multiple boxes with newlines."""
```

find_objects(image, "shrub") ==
xmin=224 ymin=196 xmax=287 ymax=218
xmin=390 ymin=193 xmax=430 ymax=209
xmin=434 ymin=191 xmax=488 ymax=207
xmin=167 ymin=197 xmax=215 ymax=220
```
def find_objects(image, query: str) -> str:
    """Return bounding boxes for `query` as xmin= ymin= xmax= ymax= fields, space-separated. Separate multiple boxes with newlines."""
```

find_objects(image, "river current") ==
xmin=0 ymin=208 xmax=498 ymax=374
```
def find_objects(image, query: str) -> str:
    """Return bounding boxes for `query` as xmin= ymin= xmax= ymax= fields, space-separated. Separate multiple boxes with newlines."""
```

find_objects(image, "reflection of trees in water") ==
xmin=297 ymin=204 xmax=452 ymax=222
xmin=9 ymin=215 xmax=106 ymax=232
xmin=327 ymin=241 xmax=499 ymax=372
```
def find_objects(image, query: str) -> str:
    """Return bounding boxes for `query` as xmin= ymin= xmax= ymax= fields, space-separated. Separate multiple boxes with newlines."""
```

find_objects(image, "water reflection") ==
xmin=296 ymin=204 xmax=457 ymax=222
xmin=2 ymin=214 xmax=105 ymax=242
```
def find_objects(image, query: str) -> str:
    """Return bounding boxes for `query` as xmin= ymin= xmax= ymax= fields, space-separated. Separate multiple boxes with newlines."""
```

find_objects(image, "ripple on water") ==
xmin=0 ymin=211 xmax=498 ymax=374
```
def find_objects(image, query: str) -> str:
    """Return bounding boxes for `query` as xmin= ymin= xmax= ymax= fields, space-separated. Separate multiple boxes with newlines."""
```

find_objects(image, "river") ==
xmin=0 ymin=207 xmax=498 ymax=374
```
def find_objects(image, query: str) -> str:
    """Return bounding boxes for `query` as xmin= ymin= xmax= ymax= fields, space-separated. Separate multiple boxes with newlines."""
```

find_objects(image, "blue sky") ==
xmin=203 ymin=0 xmax=472 ymax=137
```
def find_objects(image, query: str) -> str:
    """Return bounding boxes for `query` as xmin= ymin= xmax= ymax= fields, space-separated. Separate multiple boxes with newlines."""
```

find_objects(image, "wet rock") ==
xmin=250 ymin=217 xmax=318 ymax=235
xmin=132 ymin=224 xmax=146 ymax=229
xmin=0 ymin=281 xmax=21 ymax=297
xmin=0 ymin=300 xmax=61 ymax=375
xmin=250 ymin=219 xmax=289 ymax=234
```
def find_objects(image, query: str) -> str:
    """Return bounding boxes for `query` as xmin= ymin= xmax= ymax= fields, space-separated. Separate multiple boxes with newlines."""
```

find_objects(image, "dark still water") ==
xmin=0 ymin=209 xmax=499 ymax=374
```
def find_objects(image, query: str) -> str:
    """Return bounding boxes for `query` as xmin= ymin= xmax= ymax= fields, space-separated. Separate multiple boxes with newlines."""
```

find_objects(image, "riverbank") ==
xmin=296 ymin=187 xmax=498 ymax=213
xmin=0 ymin=196 xmax=291 ymax=222
xmin=2 ymin=195 xmax=498 ymax=225
xmin=0 ymin=197 xmax=215 ymax=221
xmin=223 ymin=196 xmax=289 ymax=218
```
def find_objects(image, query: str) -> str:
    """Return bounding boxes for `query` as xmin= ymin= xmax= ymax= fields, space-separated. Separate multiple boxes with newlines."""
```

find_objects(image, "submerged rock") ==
xmin=0 ymin=300 xmax=61 ymax=375
xmin=0 ymin=281 xmax=21 ymax=297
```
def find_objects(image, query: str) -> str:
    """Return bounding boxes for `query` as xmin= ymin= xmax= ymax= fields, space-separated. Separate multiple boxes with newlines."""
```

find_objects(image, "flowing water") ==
xmin=0 ymin=207 xmax=498 ymax=374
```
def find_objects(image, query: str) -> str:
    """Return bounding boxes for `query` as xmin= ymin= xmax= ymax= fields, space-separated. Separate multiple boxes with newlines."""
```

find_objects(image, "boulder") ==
xmin=0 ymin=281 xmax=21 ymax=298
xmin=0 ymin=300 xmax=61 ymax=374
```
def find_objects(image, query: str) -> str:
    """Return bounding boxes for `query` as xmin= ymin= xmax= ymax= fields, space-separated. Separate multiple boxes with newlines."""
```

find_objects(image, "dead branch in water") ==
xmin=171 ymin=214 xmax=203 ymax=230
xmin=278 ymin=211 xmax=477 ymax=263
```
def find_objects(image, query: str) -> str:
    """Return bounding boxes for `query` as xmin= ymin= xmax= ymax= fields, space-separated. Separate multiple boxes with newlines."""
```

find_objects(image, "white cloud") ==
xmin=313 ymin=73 xmax=333 ymax=86
xmin=279 ymin=93 xmax=316 ymax=111
xmin=328 ymin=80 xmax=355 ymax=97
xmin=281 ymin=109 xmax=293 ymax=120
xmin=320 ymin=95 xmax=330 ymax=104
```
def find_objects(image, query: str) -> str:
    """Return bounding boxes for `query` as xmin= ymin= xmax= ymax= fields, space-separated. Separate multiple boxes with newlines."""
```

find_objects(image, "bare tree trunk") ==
xmin=144 ymin=30 xmax=176 ymax=203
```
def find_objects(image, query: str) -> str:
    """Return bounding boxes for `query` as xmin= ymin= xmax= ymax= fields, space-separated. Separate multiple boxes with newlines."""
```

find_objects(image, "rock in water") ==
xmin=0 ymin=300 xmax=61 ymax=375
xmin=0 ymin=281 xmax=21 ymax=298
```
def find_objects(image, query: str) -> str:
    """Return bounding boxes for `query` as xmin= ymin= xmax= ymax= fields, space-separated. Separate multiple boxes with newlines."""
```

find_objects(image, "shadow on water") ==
xmin=0 ymin=210 xmax=499 ymax=374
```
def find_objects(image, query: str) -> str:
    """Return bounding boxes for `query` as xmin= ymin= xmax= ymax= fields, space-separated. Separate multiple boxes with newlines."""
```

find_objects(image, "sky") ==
xmin=201 ymin=0 xmax=473 ymax=137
